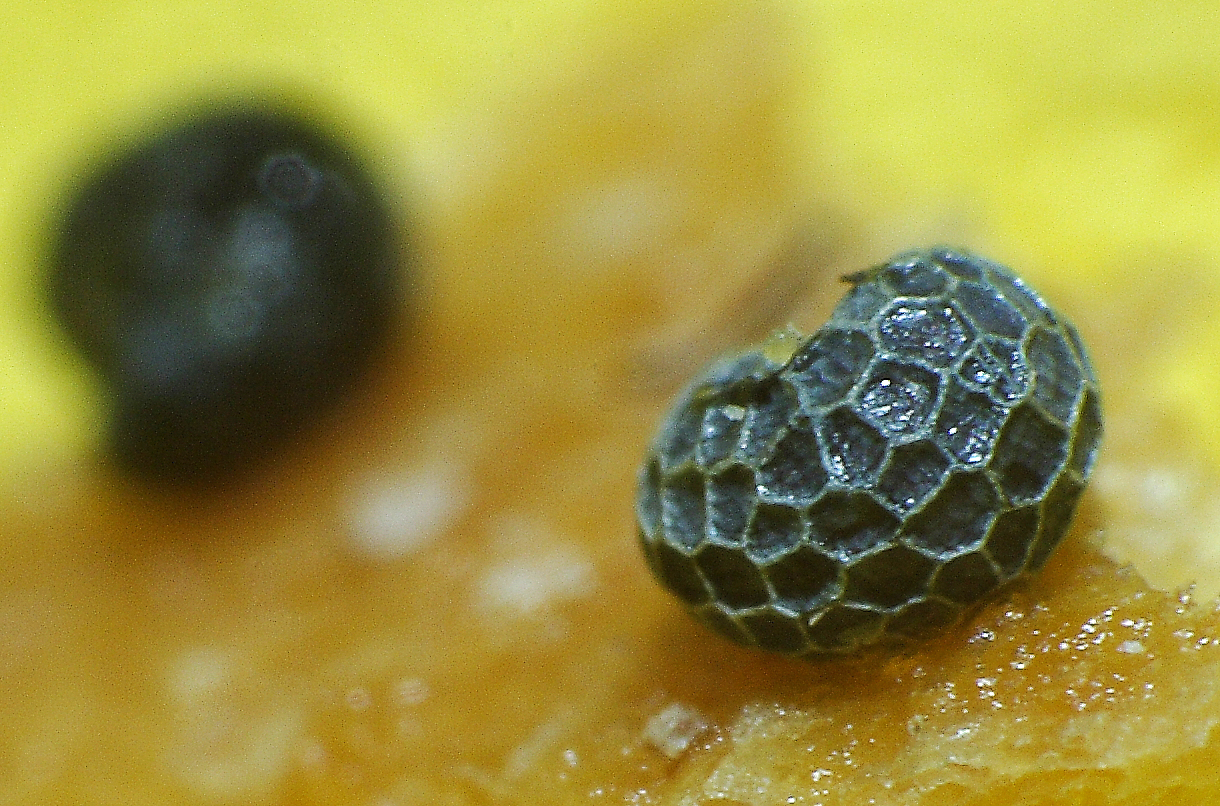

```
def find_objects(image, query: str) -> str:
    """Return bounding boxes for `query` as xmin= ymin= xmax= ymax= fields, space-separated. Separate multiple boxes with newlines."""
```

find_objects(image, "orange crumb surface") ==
xmin=2 ymin=2 xmax=1220 ymax=805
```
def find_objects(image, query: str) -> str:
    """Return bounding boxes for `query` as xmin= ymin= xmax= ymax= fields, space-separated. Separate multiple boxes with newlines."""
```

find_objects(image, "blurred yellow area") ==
xmin=6 ymin=0 xmax=1220 ymax=462
xmin=4 ymin=1 xmax=1220 ymax=805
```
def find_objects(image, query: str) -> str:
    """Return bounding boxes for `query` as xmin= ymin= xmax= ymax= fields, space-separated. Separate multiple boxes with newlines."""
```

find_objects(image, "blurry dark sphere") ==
xmin=48 ymin=104 xmax=406 ymax=483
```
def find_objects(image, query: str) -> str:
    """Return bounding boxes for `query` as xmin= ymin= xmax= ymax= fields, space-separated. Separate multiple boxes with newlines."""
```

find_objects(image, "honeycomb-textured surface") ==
xmin=637 ymin=247 xmax=1103 ymax=656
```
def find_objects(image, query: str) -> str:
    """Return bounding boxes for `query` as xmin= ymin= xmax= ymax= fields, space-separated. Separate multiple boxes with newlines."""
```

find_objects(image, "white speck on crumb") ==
xmin=169 ymin=646 xmax=233 ymax=700
xmin=299 ymin=742 xmax=327 ymax=769
xmin=164 ymin=647 xmax=304 ymax=802
xmin=643 ymin=702 xmax=709 ymax=759
xmin=344 ymin=462 xmax=470 ymax=560
xmin=477 ymin=546 xmax=596 ymax=614
xmin=1116 ymin=640 xmax=1146 ymax=655
xmin=344 ymin=688 xmax=372 ymax=711
xmin=560 ymin=173 xmax=682 ymax=264
xmin=392 ymin=678 xmax=430 ymax=707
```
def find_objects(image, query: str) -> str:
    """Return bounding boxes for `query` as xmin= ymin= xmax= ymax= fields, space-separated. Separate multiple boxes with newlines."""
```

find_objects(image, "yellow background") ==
xmin=6 ymin=1 xmax=1220 ymax=462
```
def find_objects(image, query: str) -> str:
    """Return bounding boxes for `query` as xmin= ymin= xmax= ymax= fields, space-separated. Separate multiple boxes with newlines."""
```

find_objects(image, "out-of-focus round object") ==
xmin=48 ymin=104 xmax=405 ymax=482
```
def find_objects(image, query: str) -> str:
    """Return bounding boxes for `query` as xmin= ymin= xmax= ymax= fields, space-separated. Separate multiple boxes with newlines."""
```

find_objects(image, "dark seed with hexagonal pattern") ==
xmin=637 ymin=247 xmax=1101 ymax=657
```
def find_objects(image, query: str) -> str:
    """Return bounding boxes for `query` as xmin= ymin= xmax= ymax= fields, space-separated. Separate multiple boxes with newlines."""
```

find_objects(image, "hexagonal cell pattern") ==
xmin=637 ymin=247 xmax=1102 ymax=657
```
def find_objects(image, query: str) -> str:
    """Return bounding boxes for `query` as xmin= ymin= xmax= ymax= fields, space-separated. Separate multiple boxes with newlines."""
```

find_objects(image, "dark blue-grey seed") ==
xmin=47 ymin=103 xmax=407 ymax=483
xmin=637 ymin=247 xmax=1101 ymax=657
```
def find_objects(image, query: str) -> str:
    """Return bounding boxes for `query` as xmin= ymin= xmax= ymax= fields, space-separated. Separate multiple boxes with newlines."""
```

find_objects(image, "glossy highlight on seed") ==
xmin=48 ymin=102 xmax=405 ymax=482
xmin=637 ymin=247 xmax=1102 ymax=657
